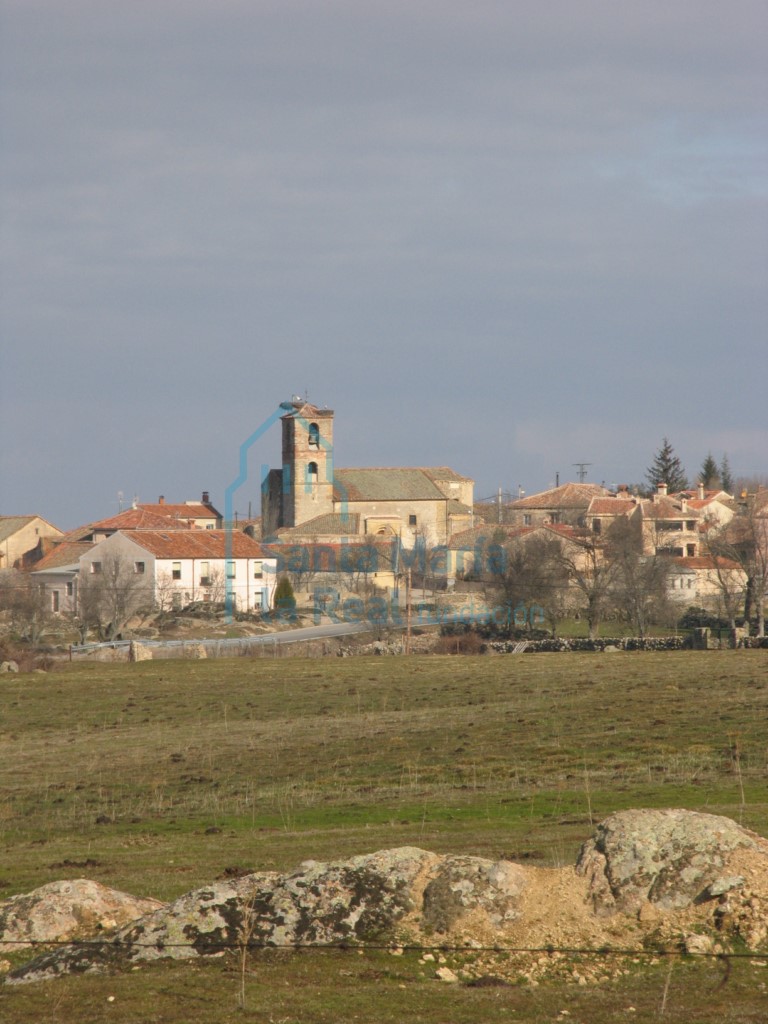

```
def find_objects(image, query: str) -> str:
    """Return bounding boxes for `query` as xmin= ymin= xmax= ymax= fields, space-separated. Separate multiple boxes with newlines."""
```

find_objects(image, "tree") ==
xmin=0 ymin=570 xmax=52 ymax=645
xmin=607 ymin=520 xmax=672 ymax=638
xmin=646 ymin=438 xmax=688 ymax=493
xmin=76 ymin=553 xmax=151 ymax=641
xmin=708 ymin=491 xmax=768 ymax=636
xmin=272 ymin=575 xmax=297 ymax=621
xmin=497 ymin=534 xmax=571 ymax=637
xmin=556 ymin=538 xmax=619 ymax=640
xmin=720 ymin=454 xmax=734 ymax=495
xmin=699 ymin=453 xmax=720 ymax=490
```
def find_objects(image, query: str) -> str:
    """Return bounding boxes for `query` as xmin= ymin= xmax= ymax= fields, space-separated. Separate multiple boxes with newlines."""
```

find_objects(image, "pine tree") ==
xmin=645 ymin=438 xmax=688 ymax=493
xmin=720 ymin=454 xmax=734 ymax=495
xmin=699 ymin=453 xmax=720 ymax=489
xmin=273 ymin=575 xmax=296 ymax=613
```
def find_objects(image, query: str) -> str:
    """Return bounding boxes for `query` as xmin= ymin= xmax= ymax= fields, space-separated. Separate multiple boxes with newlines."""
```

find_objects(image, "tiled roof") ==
xmin=0 ymin=515 xmax=61 ymax=541
xmin=509 ymin=483 xmax=610 ymax=510
xmin=32 ymin=541 xmax=96 ymax=571
xmin=275 ymin=513 xmax=361 ymax=537
xmin=419 ymin=467 xmax=473 ymax=483
xmin=334 ymin=468 xmax=446 ymax=502
xmin=639 ymin=498 xmax=701 ymax=521
xmin=587 ymin=497 xmax=638 ymax=516
xmin=446 ymin=500 xmax=473 ymax=515
xmin=669 ymin=556 xmax=743 ymax=571
xmin=137 ymin=503 xmax=219 ymax=520
xmin=117 ymin=530 xmax=271 ymax=559
xmin=90 ymin=508 xmax=197 ymax=532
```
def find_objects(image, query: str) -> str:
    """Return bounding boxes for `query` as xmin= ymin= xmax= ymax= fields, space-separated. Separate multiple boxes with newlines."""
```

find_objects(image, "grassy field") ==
xmin=1 ymin=649 xmax=767 ymax=1022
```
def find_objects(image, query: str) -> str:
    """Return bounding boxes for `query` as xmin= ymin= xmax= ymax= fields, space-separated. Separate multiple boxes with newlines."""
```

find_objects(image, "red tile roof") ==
xmin=509 ymin=483 xmax=610 ymax=510
xmin=136 ymin=503 xmax=219 ymax=521
xmin=90 ymin=508 xmax=197 ymax=531
xmin=32 ymin=541 xmax=96 ymax=570
xmin=119 ymin=530 xmax=271 ymax=559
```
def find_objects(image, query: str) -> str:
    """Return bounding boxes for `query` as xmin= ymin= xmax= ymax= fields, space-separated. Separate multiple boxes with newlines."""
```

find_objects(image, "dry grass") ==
xmin=0 ymin=649 xmax=766 ymax=1021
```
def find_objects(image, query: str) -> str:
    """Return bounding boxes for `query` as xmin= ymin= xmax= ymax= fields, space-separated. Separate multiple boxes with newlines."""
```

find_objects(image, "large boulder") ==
xmin=6 ymin=847 xmax=527 ymax=983
xmin=576 ymin=808 xmax=767 ymax=914
xmin=0 ymin=880 xmax=163 ymax=952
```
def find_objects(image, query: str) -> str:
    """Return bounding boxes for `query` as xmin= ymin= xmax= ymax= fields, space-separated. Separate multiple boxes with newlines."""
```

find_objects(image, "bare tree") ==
xmin=556 ymin=538 xmax=619 ymax=640
xmin=0 ymin=570 xmax=52 ymax=645
xmin=608 ymin=523 xmax=672 ymax=638
xmin=76 ymin=553 xmax=152 ymax=641
xmin=709 ymin=492 xmax=768 ymax=636
xmin=497 ymin=535 xmax=571 ymax=636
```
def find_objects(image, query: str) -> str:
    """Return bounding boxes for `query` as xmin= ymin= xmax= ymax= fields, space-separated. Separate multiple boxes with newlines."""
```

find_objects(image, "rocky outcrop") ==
xmin=0 ymin=880 xmax=163 ymax=952
xmin=5 ymin=810 xmax=767 ymax=985
xmin=575 ymin=808 xmax=767 ymax=913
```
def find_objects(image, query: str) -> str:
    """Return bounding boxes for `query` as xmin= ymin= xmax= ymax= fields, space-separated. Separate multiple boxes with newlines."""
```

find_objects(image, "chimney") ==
xmin=158 ymin=496 xmax=165 ymax=504
xmin=202 ymin=491 xmax=210 ymax=505
xmin=681 ymin=498 xmax=687 ymax=513
xmin=657 ymin=482 xmax=668 ymax=498
xmin=697 ymin=482 xmax=705 ymax=500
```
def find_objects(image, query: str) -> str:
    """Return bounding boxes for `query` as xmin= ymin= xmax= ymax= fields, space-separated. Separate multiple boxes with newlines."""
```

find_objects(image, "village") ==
xmin=1 ymin=399 xmax=766 ymax=650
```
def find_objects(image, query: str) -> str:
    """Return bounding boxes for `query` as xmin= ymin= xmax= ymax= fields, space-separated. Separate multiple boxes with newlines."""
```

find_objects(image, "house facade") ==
xmin=0 ymin=516 xmax=63 ymax=570
xmin=76 ymin=530 xmax=277 ymax=613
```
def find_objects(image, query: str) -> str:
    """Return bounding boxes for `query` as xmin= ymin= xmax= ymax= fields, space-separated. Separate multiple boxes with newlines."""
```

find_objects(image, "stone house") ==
xmin=503 ymin=483 xmax=612 ymax=529
xmin=0 ymin=516 xmax=63 ymax=570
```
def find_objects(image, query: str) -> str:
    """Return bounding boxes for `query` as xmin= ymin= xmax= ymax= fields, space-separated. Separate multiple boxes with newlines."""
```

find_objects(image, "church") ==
xmin=261 ymin=400 xmax=474 ymax=546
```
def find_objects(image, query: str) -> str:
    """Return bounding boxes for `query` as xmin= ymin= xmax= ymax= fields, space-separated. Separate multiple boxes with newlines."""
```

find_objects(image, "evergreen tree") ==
xmin=720 ymin=454 xmax=734 ymax=495
xmin=273 ymin=575 xmax=296 ymax=617
xmin=645 ymin=438 xmax=688 ymax=493
xmin=699 ymin=453 xmax=720 ymax=489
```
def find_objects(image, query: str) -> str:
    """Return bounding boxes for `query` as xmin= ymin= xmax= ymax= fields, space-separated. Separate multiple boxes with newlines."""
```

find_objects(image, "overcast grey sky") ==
xmin=1 ymin=0 xmax=766 ymax=529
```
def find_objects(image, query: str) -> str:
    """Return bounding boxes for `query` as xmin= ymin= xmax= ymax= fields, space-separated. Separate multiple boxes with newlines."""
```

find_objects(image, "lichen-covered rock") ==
xmin=575 ymin=809 xmax=767 ymax=914
xmin=422 ymin=856 xmax=526 ymax=933
xmin=0 ymin=880 xmax=163 ymax=952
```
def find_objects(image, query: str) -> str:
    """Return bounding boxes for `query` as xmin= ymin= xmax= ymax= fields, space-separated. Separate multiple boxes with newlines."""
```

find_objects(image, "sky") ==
xmin=1 ymin=0 xmax=766 ymax=530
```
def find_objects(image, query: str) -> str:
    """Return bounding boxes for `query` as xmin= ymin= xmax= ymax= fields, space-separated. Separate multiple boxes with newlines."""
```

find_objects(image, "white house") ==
xmin=77 ymin=530 xmax=277 ymax=613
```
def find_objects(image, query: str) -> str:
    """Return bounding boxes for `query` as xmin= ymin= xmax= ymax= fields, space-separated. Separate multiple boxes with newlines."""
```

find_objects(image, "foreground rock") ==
xmin=0 ymin=880 xmax=163 ymax=952
xmin=575 ymin=808 xmax=768 ymax=913
xmin=5 ymin=810 xmax=767 ymax=985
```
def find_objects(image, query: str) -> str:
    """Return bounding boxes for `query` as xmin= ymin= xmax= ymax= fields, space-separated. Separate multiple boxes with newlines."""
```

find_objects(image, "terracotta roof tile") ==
xmin=509 ymin=483 xmax=610 ymax=510
xmin=118 ymin=530 xmax=271 ymax=559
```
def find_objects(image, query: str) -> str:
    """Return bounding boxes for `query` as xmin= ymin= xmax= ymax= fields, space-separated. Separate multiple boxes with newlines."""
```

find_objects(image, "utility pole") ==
xmin=573 ymin=462 xmax=592 ymax=483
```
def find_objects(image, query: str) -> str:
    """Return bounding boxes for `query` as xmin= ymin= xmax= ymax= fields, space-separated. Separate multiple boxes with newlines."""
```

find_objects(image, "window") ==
xmin=200 ymin=561 xmax=210 ymax=586
xmin=66 ymin=582 xmax=74 ymax=597
xmin=549 ymin=512 xmax=560 ymax=524
xmin=308 ymin=422 xmax=320 ymax=447
xmin=253 ymin=561 xmax=263 ymax=580
xmin=134 ymin=561 xmax=145 ymax=574
xmin=687 ymin=544 xmax=696 ymax=557
xmin=307 ymin=461 xmax=319 ymax=491
xmin=409 ymin=514 xmax=417 ymax=527
xmin=172 ymin=561 xmax=181 ymax=580
xmin=51 ymin=590 xmax=60 ymax=612
xmin=90 ymin=561 xmax=102 ymax=574
xmin=523 ymin=514 xmax=531 ymax=526
xmin=226 ymin=561 xmax=236 ymax=579
xmin=592 ymin=518 xmax=602 ymax=534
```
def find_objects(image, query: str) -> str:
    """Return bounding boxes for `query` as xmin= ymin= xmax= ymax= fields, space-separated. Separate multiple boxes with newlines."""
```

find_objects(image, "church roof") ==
xmin=334 ymin=468 xmax=446 ymax=502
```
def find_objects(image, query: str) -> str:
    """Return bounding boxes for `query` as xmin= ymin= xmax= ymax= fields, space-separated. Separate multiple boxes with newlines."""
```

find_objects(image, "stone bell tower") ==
xmin=280 ymin=400 xmax=335 ymax=528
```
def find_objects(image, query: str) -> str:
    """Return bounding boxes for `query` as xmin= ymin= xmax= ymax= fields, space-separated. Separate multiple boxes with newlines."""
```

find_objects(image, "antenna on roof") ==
xmin=573 ymin=462 xmax=592 ymax=483
xmin=117 ymin=490 xmax=124 ymax=512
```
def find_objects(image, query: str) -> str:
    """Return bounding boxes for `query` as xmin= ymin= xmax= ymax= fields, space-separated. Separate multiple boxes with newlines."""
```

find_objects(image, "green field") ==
xmin=1 ymin=650 xmax=767 ymax=1022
